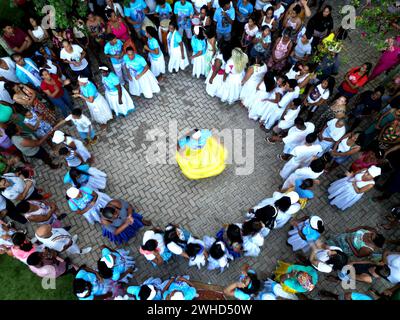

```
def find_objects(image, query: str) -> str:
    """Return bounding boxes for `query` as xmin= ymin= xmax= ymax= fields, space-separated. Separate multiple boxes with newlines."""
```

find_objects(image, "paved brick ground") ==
xmin=20 ymin=0 xmax=400 ymax=299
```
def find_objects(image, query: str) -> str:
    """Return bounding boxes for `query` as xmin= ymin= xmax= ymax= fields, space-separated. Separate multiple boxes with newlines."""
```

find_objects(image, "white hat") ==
xmin=99 ymin=66 xmax=109 ymax=71
xmin=310 ymin=216 xmax=323 ymax=230
xmin=76 ymin=290 xmax=89 ymax=298
xmin=260 ymin=293 xmax=277 ymax=300
xmin=192 ymin=130 xmax=202 ymax=140
xmin=52 ymin=130 xmax=65 ymax=144
xmin=170 ymin=291 xmax=184 ymax=300
xmin=100 ymin=254 xmax=115 ymax=268
xmin=66 ymin=187 xmax=80 ymax=199
xmin=78 ymin=76 xmax=89 ymax=83
xmin=286 ymin=191 xmax=299 ymax=204
xmin=368 ymin=165 xmax=381 ymax=178
xmin=194 ymin=25 xmax=200 ymax=35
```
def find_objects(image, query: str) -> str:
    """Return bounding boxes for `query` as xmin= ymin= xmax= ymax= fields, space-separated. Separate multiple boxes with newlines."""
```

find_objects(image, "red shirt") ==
xmin=3 ymin=27 xmax=28 ymax=50
xmin=40 ymin=74 xmax=64 ymax=99
xmin=342 ymin=67 xmax=368 ymax=94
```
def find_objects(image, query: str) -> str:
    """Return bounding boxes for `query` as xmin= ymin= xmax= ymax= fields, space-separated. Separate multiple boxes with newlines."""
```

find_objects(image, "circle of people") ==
xmin=1 ymin=0 xmax=400 ymax=301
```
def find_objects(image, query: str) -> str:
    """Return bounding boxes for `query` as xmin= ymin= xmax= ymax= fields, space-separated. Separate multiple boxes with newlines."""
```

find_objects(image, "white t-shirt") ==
xmin=35 ymin=228 xmax=73 ymax=252
xmin=0 ymin=57 xmax=19 ymax=83
xmin=167 ymin=241 xmax=184 ymax=255
xmin=244 ymin=23 xmax=259 ymax=37
xmin=1 ymin=174 xmax=35 ymax=203
xmin=65 ymin=114 xmax=92 ymax=133
xmin=255 ymin=0 xmax=270 ymax=10
xmin=313 ymin=246 xmax=342 ymax=273
xmin=291 ymin=144 xmax=323 ymax=164
xmin=142 ymin=230 xmax=166 ymax=261
xmin=60 ymin=45 xmax=88 ymax=71
xmin=0 ymin=81 xmax=14 ymax=104
xmin=307 ymin=84 xmax=330 ymax=104
xmin=387 ymin=254 xmax=400 ymax=284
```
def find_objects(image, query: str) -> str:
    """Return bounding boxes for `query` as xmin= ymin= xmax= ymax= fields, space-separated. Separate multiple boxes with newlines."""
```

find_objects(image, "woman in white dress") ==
xmin=73 ymin=76 xmax=113 ymax=130
xmin=186 ymin=236 xmax=207 ymax=270
xmin=218 ymin=48 xmax=248 ymax=105
xmin=247 ymin=74 xmax=275 ymax=120
xmin=123 ymin=47 xmax=160 ymax=99
xmin=99 ymin=66 xmax=135 ymax=117
xmin=0 ymin=57 xmax=20 ymax=83
xmin=205 ymin=43 xmax=231 ymax=97
xmin=282 ymin=158 xmax=326 ymax=191
xmin=52 ymin=130 xmax=92 ymax=163
xmin=203 ymin=238 xmax=233 ymax=273
xmin=328 ymin=165 xmax=381 ymax=211
xmin=240 ymin=59 xmax=268 ymax=108
xmin=281 ymin=119 xmax=315 ymax=156
xmin=241 ymin=219 xmax=265 ymax=257
xmin=64 ymin=164 xmax=107 ymax=191
xmin=190 ymin=26 xmax=207 ymax=78
xmin=246 ymin=204 xmax=278 ymax=239
xmin=144 ymin=26 xmax=166 ymax=80
xmin=166 ymin=21 xmax=189 ymax=73
xmin=317 ymin=118 xmax=347 ymax=156
xmin=287 ymin=215 xmax=324 ymax=254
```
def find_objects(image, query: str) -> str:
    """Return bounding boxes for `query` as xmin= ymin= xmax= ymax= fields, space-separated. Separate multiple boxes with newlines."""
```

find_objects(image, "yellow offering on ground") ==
xmin=176 ymin=136 xmax=227 ymax=180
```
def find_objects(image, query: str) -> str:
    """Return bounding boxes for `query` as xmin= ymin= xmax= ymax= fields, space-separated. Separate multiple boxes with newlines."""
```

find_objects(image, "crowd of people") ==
xmin=0 ymin=0 xmax=400 ymax=301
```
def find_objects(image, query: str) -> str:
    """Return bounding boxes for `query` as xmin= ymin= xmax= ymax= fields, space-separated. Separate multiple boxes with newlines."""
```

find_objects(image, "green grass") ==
xmin=0 ymin=255 xmax=76 ymax=300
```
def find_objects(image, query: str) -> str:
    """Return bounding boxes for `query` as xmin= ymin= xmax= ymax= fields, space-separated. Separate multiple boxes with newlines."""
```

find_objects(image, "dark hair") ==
xmin=105 ymin=33 xmax=116 ymax=42
xmin=319 ymin=75 xmax=336 ymax=94
xmin=69 ymin=167 xmax=90 ymax=189
xmin=105 ymin=9 xmax=115 ymax=20
xmin=73 ymin=278 xmax=91 ymax=296
xmin=209 ymin=241 xmax=225 ymax=259
xmin=287 ymin=79 xmax=298 ymax=89
xmin=220 ymin=42 xmax=233 ymax=62
xmin=305 ymin=132 xmax=318 ymax=144
xmin=294 ymin=117 xmax=305 ymax=127
xmin=126 ymin=46 xmax=135 ymax=53
xmin=375 ymin=265 xmax=391 ymax=278
xmin=218 ymin=0 xmax=230 ymax=8
xmin=4 ymin=123 xmax=18 ymax=138
xmin=11 ymin=232 xmax=33 ymax=251
xmin=26 ymin=251 xmax=42 ymax=266
xmin=138 ymin=285 xmax=152 ymax=300
xmin=58 ymin=147 xmax=70 ymax=156
xmin=226 ymin=224 xmax=243 ymax=244
xmin=97 ymin=260 xmax=113 ymax=279
xmin=142 ymin=239 xmax=158 ymax=251
xmin=185 ymin=243 xmax=203 ymax=258
xmin=326 ymin=251 xmax=348 ymax=271
xmin=71 ymin=108 xmax=83 ymax=116
xmin=195 ymin=26 xmax=206 ymax=40
xmin=146 ymin=26 xmax=159 ymax=40
xmin=316 ymin=220 xmax=325 ymax=233
xmin=11 ymin=53 xmax=22 ymax=62
xmin=310 ymin=158 xmax=326 ymax=173
xmin=164 ymin=224 xmax=187 ymax=246
xmin=242 ymin=219 xmax=263 ymax=236
xmin=372 ymin=233 xmax=385 ymax=248
xmin=292 ymin=98 xmax=302 ymax=107
xmin=358 ymin=62 xmax=373 ymax=77
xmin=239 ymin=272 xmax=261 ymax=295
xmin=265 ymin=6 xmax=274 ymax=15
xmin=39 ymin=68 xmax=50 ymax=77
xmin=261 ymin=25 xmax=270 ymax=32
xmin=274 ymin=196 xmax=291 ymax=212
xmin=264 ymin=74 xmax=276 ymax=92
xmin=101 ymin=206 xmax=116 ymax=219
xmin=204 ymin=25 xmax=216 ymax=39
xmin=254 ymin=205 xmax=277 ymax=229
xmin=15 ymin=201 xmax=31 ymax=214
xmin=282 ymin=27 xmax=292 ymax=38
xmin=374 ymin=86 xmax=385 ymax=95
xmin=300 ymin=178 xmax=314 ymax=189
xmin=292 ymin=4 xmax=302 ymax=14
xmin=169 ymin=20 xmax=178 ymax=30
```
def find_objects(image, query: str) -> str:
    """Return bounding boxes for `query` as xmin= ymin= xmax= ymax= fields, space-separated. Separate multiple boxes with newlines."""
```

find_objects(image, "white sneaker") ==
xmin=72 ymin=235 xmax=78 ymax=242
xmin=80 ymin=247 xmax=92 ymax=254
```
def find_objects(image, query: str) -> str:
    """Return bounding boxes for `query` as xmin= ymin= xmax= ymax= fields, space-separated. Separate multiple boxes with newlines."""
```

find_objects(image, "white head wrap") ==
xmin=286 ymin=191 xmax=300 ymax=204
xmin=367 ymin=165 xmax=381 ymax=178
xmin=52 ymin=130 xmax=65 ymax=144
xmin=100 ymin=254 xmax=115 ymax=268
xmin=78 ymin=76 xmax=89 ymax=83
xmin=170 ymin=291 xmax=184 ymax=300
xmin=66 ymin=187 xmax=80 ymax=199
xmin=310 ymin=216 xmax=323 ymax=230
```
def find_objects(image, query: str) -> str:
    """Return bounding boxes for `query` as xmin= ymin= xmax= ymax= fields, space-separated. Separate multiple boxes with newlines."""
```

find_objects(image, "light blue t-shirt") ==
xmin=155 ymin=3 xmax=172 ymax=20
xmin=148 ymin=38 xmax=162 ymax=59
xmin=167 ymin=31 xmax=183 ymax=48
xmin=80 ymin=81 xmax=98 ymax=99
xmin=174 ymin=1 xmax=194 ymax=29
xmin=302 ymin=220 xmax=321 ymax=242
xmin=234 ymin=288 xmax=252 ymax=300
xmin=294 ymin=179 xmax=314 ymax=199
xmin=124 ymin=0 xmax=147 ymax=23
xmin=15 ymin=58 xmax=41 ymax=87
xmin=104 ymin=40 xmax=124 ymax=65
xmin=237 ymin=0 xmax=253 ymax=23
xmin=350 ymin=292 xmax=374 ymax=300
xmin=123 ymin=53 xmax=148 ymax=76
xmin=101 ymin=248 xmax=127 ymax=282
xmin=213 ymin=6 xmax=235 ymax=34
xmin=191 ymin=36 xmax=206 ymax=55
xmin=127 ymin=285 xmax=163 ymax=300
xmin=253 ymin=31 xmax=271 ymax=53
xmin=178 ymin=129 xmax=212 ymax=149
xmin=102 ymin=72 xmax=120 ymax=92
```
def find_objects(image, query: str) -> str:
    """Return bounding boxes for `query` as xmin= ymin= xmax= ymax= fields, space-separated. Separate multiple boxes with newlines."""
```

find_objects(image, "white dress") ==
xmin=128 ymin=70 xmax=160 ymax=99
xmin=243 ymin=233 xmax=264 ymax=257
xmin=247 ymin=83 xmax=273 ymax=121
xmin=278 ymin=107 xmax=301 ymax=130
xmin=287 ymin=220 xmax=318 ymax=253
xmin=205 ymin=54 xmax=226 ymax=97
xmin=218 ymin=58 xmax=244 ymax=105
xmin=104 ymin=87 xmax=135 ymax=116
xmin=187 ymin=237 xmax=207 ymax=269
xmin=317 ymin=118 xmax=346 ymax=156
xmin=328 ymin=172 xmax=374 ymax=211
xmin=282 ymin=122 xmax=315 ymax=154
xmin=240 ymin=64 xmax=268 ymax=108
xmin=149 ymin=53 xmax=166 ymax=77
xmin=80 ymin=191 xmax=112 ymax=224
xmin=84 ymin=167 xmax=107 ymax=190
xmin=65 ymin=137 xmax=91 ymax=162
xmin=203 ymin=236 xmax=233 ymax=273
xmin=282 ymin=166 xmax=323 ymax=190
xmin=167 ymin=31 xmax=189 ymax=73
xmin=86 ymin=94 xmax=113 ymax=125
xmin=257 ymin=86 xmax=285 ymax=123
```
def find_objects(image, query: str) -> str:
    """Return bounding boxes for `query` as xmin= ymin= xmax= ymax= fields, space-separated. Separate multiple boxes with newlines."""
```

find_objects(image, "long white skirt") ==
xmin=261 ymin=103 xmax=285 ymax=129
xmin=149 ymin=54 xmax=166 ymax=77
xmin=84 ymin=167 xmax=107 ymax=190
xmin=248 ymin=90 xmax=271 ymax=121
xmin=128 ymin=70 xmax=160 ymax=99
xmin=219 ymin=72 xmax=243 ymax=105
xmin=192 ymin=55 xmax=206 ymax=78
xmin=275 ymin=211 xmax=292 ymax=229
xmin=287 ymin=221 xmax=312 ymax=253
xmin=70 ymin=138 xmax=91 ymax=162
xmin=205 ymin=70 xmax=224 ymax=97
xmin=243 ymin=233 xmax=264 ymax=257
xmin=105 ymin=87 xmax=135 ymax=117
xmin=83 ymin=191 xmax=112 ymax=224
xmin=112 ymin=62 xmax=125 ymax=85
xmin=317 ymin=139 xmax=334 ymax=156
xmin=240 ymin=78 xmax=260 ymax=108
xmin=86 ymin=94 xmax=113 ymax=125
xmin=168 ymin=44 xmax=189 ymax=73
xmin=280 ymin=158 xmax=302 ymax=180
xmin=328 ymin=177 xmax=364 ymax=211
